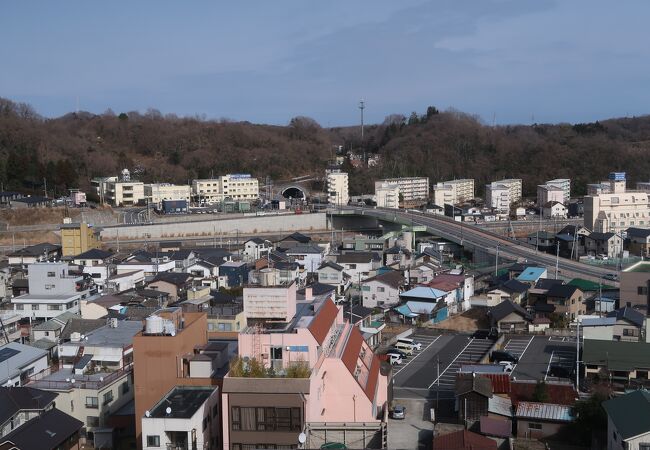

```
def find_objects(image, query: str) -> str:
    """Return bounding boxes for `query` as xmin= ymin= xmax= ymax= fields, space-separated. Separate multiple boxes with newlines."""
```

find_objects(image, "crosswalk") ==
xmin=428 ymin=338 xmax=495 ymax=389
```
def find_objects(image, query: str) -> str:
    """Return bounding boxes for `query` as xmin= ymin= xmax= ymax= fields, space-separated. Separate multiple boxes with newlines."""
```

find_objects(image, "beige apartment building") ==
xmin=375 ymin=177 xmax=429 ymax=202
xmin=485 ymin=183 xmax=511 ymax=212
xmin=584 ymin=173 xmax=650 ymax=232
xmin=192 ymin=174 xmax=259 ymax=204
xmin=537 ymin=184 xmax=565 ymax=206
xmin=326 ymin=170 xmax=349 ymax=205
xmin=104 ymin=180 xmax=145 ymax=206
xmin=144 ymin=183 xmax=191 ymax=208
xmin=492 ymin=178 xmax=522 ymax=203
xmin=375 ymin=183 xmax=400 ymax=208
xmin=431 ymin=178 xmax=474 ymax=206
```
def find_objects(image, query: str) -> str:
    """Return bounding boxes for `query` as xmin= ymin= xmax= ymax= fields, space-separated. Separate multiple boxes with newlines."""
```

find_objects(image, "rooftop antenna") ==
xmin=359 ymin=99 xmax=365 ymax=164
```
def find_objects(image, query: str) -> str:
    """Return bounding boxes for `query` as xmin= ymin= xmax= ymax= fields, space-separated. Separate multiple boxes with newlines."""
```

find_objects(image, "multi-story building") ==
xmin=11 ymin=262 xmax=93 ymax=320
xmin=584 ymin=173 xmax=650 ymax=232
xmin=222 ymin=291 xmax=388 ymax=449
xmin=0 ymin=342 xmax=48 ymax=387
xmin=192 ymin=174 xmax=259 ymax=204
xmin=485 ymin=184 xmax=511 ymax=212
xmin=375 ymin=182 xmax=400 ymax=208
xmin=432 ymin=179 xmax=474 ymax=206
xmin=326 ymin=169 xmax=349 ymax=205
xmin=620 ymin=261 xmax=650 ymax=310
xmin=636 ymin=181 xmax=650 ymax=193
xmin=537 ymin=184 xmax=565 ymax=206
xmin=91 ymin=176 xmax=118 ymax=204
xmin=60 ymin=221 xmax=101 ymax=257
xmin=0 ymin=312 xmax=23 ymax=344
xmin=491 ymin=178 xmax=522 ymax=203
xmin=375 ymin=177 xmax=429 ymax=202
xmin=104 ymin=170 xmax=145 ymax=207
xmin=544 ymin=178 xmax=571 ymax=203
xmin=144 ymin=183 xmax=191 ymax=209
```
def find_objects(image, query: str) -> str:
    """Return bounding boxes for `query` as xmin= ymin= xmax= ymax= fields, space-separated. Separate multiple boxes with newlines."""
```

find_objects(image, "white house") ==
xmin=0 ymin=342 xmax=48 ymax=386
xmin=543 ymin=201 xmax=568 ymax=219
xmin=361 ymin=271 xmax=406 ymax=308
xmin=335 ymin=252 xmax=377 ymax=283
xmin=141 ymin=386 xmax=220 ymax=450
xmin=316 ymin=261 xmax=350 ymax=294
xmin=285 ymin=244 xmax=326 ymax=274
xmin=242 ymin=238 xmax=272 ymax=261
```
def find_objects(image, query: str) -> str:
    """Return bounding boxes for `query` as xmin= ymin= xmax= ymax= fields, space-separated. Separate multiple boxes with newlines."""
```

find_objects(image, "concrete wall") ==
xmin=101 ymin=213 xmax=327 ymax=240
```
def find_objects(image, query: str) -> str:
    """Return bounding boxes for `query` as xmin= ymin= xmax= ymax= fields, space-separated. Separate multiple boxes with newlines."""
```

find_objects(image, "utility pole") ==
xmin=555 ymin=241 xmax=560 ymax=279
xmin=359 ymin=99 xmax=365 ymax=164
xmin=576 ymin=319 xmax=580 ymax=393
xmin=495 ymin=244 xmax=499 ymax=277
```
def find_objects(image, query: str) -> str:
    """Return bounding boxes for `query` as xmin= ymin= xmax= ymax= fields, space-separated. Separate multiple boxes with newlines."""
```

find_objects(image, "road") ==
xmin=344 ymin=206 xmax=615 ymax=283
xmin=120 ymin=208 xmax=150 ymax=225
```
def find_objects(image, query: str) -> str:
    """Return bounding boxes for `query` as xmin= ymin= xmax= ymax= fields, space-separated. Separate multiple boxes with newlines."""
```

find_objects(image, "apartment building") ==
xmin=584 ymin=173 xmax=650 ymax=232
xmin=375 ymin=182 xmax=400 ymax=208
xmin=537 ymin=184 xmax=565 ymax=207
xmin=637 ymin=181 xmax=650 ymax=193
xmin=60 ymin=221 xmax=101 ymax=257
xmin=192 ymin=174 xmax=259 ymax=204
xmin=620 ymin=261 xmax=650 ymax=309
xmin=144 ymin=183 xmax=191 ymax=208
xmin=491 ymin=178 xmax=522 ymax=203
xmin=0 ymin=312 xmax=23 ymax=344
xmin=11 ymin=262 xmax=93 ymax=320
xmin=222 ymin=292 xmax=388 ymax=449
xmin=375 ymin=177 xmax=429 ymax=202
xmin=545 ymin=178 xmax=571 ymax=203
xmin=432 ymin=179 xmax=474 ymax=206
xmin=485 ymin=184 xmax=511 ymax=212
xmin=104 ymin=180 xmax=145 ymax=207
xmin=326 ymin=169 xmax=349 ymax=205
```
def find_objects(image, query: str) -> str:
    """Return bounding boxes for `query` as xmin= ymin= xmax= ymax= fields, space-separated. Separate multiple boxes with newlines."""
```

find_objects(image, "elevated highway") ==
xmin=336 ymin=206 xmax=615 ymax=284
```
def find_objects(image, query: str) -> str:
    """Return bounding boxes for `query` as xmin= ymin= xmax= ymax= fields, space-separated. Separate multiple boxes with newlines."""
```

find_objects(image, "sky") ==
xmin=1 ymin=1 xmax=650 ymax=126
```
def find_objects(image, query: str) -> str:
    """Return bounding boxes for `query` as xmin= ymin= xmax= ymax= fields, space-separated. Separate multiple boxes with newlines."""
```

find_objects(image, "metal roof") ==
xmin=400 ymin=286 xmax=448 ymax=300
xmin=515 ymin=401 xmax=573 ymax=422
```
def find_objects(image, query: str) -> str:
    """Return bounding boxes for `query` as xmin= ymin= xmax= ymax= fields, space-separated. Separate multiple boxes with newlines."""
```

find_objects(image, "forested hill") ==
xmin=1 ymin=97 xmax=650 ymax=198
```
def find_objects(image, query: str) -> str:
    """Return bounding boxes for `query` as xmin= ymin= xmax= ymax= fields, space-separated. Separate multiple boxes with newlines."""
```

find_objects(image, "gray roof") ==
xmin=0 ymin=387 xmax=57 ymax=425
xmin=0 ymin=342 xmax=48 ymax=385
xmin=603 ymin=390 xmax=650 ymax=440
xmin=627 ymin=228 xmax=650 ymax=239
xmin=318 ymin=261 xmax=344 ymax=272
xmin=546 ymin=284 xmax=581 ymax=299
xmin=8 ymin=243 xmax=61 ymax=257
xmin=515 ymin=402 xmax=573 ymax=422
xmin=608 ymin=307 xmax=645 ymax=328
xmin=489 ymin=300 xmax=532 ymax=323
xmin=583 ymin=339 xmax=650 ymax=371
xmin=336 ymin=252 xmax=377 ymax=264
xmin=587 ymin=232 xmax=616 ymax=241
xmin=285 ymin=244 xmax=323 ymax=255
xmin=64 ymin=320 xmax=142 ymax=348
xmin=3 ymin=407 xmax=83 ymax=449
xmin=363 ymin=270 xmax=405 ymax=290
xmin=500 ymin=279 xmax=529 ymax=294
xmin=74 ymin=248 xmax=114 ymax=260
xmin=148 ymin=386 xmax=216 ymax=419
xmin=152 ymin=271 xmax=193 ymax=286
xmin=455 ymin=374 xmax=493 ymax=398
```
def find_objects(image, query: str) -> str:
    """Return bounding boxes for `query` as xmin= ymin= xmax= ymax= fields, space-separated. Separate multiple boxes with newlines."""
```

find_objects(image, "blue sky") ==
xmin=1 ymin=1 xmax=649 ymax=125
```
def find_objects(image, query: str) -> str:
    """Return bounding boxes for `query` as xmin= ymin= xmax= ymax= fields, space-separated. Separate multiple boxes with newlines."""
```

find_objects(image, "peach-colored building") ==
xmin=222 ymin=287 xmax=388 ymax=449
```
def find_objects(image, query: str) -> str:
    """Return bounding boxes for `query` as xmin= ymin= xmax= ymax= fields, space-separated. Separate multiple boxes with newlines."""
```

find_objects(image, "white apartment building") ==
xmin=375 ymin=177 xmax=429 ymax=202
xmin=104 ymin=180 xmax=145 ymax=207
xmin=326 ymin=170 xmax=349 ymax=205
xmin=636 ymin=181 xmax=650 ymax=193
xmin=0 ymin=342 xmax=49 ymax=387
xmin=545 ymin=178 xmax=571 ymax=203
xmin=432 ymin=179 xmax=474 ymax=206
xmin=144 ymin=183 xmax=191 ymax=208
xmin=492 ymin=178 xmax=522 ymax=203
xmin=537 ymin=184 xmax=565 ymax=206
xmin=485 ymin=184 xmax=511 ymax=212
xmin=584 ymin=172 xmax=650 ymax=232
xmin=192 ymin=174 xmax=259 ymax=204
xmin=375 ymin=182 xmax=400 ymax=209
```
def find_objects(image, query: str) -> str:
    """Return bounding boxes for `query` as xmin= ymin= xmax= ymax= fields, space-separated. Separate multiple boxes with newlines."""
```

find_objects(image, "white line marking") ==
xmin=428 ymin=338 xmax=475 ymax=389
xmin=544 ymin=350 xmax=555 ymax=381
xmin=393 ymin=335 xmax=441 ymax=376
xmin=508 ymin=335 xmax=535 ymax=373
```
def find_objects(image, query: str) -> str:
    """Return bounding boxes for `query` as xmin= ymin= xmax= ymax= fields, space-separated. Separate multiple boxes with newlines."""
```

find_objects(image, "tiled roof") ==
xmin=74 ymin=248 xmax=113 ymax=260
xmin=608 ymin=307 xmax=645 ymax=328
xmin=363 ymin=270 xmax=405 ymax=290
xmin=341 ymin=326 xmax=364 ymax=375
xmin=432 ymin=430 xmax=497 ymax=450
xmin=307 ymin=298 xmax=338 ymax=345
xmin=455 ymin=374 xmax=493 ymax=398
xmin=509 ymin=381 xmax=577 ymax=406
xmin=489 ymin=300 xmax=532 ymax=323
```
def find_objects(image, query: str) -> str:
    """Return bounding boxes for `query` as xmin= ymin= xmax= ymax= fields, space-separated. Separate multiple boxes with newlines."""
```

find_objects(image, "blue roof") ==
xmin=516 ymin=267 xmax=547 ymax=282
xmin=400 ymin=286 xmax=447 ymax=300
xmin=405 ymin=301 xmax=441 ymax=314
xmin=394 ymin=304 xmax=418 ymax=318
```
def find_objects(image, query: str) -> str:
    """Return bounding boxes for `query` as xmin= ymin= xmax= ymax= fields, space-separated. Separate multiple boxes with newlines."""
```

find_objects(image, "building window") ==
xmin=87 ymin=416 xmax=100 ymax=427
xmin=103 ymin=391 xmax=113 ymax=405
xmin=15 ymin=304 xmax=24 ymax=310
xmin=377 ymin=287 xmax=385 ymax=293
xmin=85 ymin=397 xmax=99 ymax=408
xmin=638 ymin=287 xmax=649 ymax=296
xmin=639 ymin=444 xmax=650 ymax=450
xmin=47 ymin=272 xmax=55 ymax=277
xmin=48 ymin=304 xmax=62 ymax=311
xmin=218 ymin=323 xmax=232 ymax=332
xmin=528 ymin=422 xmax=543 ymax=430
xmin=231 ymin=407 xmax=301 ymax=432
xmin=146 ymin=435 xmax=160 ymax=447
xmin=121 ymin=382 xmax=129 ymax=395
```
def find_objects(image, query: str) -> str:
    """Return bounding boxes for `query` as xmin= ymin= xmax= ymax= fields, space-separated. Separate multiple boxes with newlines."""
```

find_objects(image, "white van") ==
xmin=397 ymin=338 xmax=422 ymax=351
xmin=394 ymin=342 xmax=414 ymax=355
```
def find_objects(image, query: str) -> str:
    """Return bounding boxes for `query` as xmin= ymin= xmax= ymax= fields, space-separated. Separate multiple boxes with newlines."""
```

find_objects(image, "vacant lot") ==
xmin=428 ymin=307 xmax=490 ymax=332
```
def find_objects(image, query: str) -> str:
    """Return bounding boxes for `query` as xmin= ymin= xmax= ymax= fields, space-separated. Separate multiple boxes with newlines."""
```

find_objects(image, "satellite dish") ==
xmin=145 ymin=410 xmax=151 ymax=417
xmin=298 ymin=433 xmax=306 ymax=444
xmin=165 ymin=407 xmax=172 ymax=415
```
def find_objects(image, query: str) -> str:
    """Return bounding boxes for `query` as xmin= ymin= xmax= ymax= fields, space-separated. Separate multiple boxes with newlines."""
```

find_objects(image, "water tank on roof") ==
xmin=145 ymin=315 xmax=164 ymax=335
xmin=259 ymin=268 xmax=278 ymax=287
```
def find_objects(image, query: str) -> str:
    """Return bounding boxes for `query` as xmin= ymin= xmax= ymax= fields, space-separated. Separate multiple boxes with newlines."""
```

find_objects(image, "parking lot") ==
xmin=505 ymin=335 xmax=577 ymax=382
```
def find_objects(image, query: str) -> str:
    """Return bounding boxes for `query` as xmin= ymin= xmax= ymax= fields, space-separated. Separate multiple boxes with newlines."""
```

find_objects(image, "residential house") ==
xmin=7 ymin=243 xmax=62 ymax=267
xmin=603 ymin=390 xmax=650 ymax=450
xmin=515 ymin=402 xmax=573 ymax=439
xmin=516 ymin=267 xmax=549 ymax=286
xmin=219 ymin=261 xmax=249 ymax=287
xmin=432 ymin=430 xmax=497 ymax=450
xmin=620 ymin=261 xmax=650 ymax=309
xmin=148 ymin=272 xmax=193 ymax=303
xmin=408 ymin=263 xmax=438 ymax=284
xmin=116 ymin=251 xmax=176 ymax=279
xmin=316 ymin=261 xmax=349 ymax=294
xmin=427 ymin=272 xmax=475 ymax=312
xmin=627 ymin=227 xmax=650 ymax=258
xmin=0 ymin=386 xmax=57 ymax=439
xmin=141 ymin=386 xmax=220 ymax=450
xmin=285 ymin=244 xmax=325 ymax=274
xmin=606 ymin=307 xmax=645 ymax=342
xmin=341 ymin=235 xmax=388 ymax=252
xmin=585 ymin=232 xmax=623 ymax=259
xmin=276 ymin=232 xmax=311 ymax=250
xmin=105 ymin=269 xmax=146 ymax=294
xmin=455 ymin=374 xmax=493 ymax=422
xmin=393 ymin=300 xmax=448 ymax=326
xmin=361 ymin=271 xmax=406 ymax=308
xmin=31 ymin=311 xmax=79 ymax=343
xmin=335 ymin=252 xmax=378 ymax=283
xmin=73 ymin=248 xmax=114 ymax=267
xmin=167 ymin=250 xmax=197 ymax=273
xmin=582 ymin=339 xmax=650 ymax=389
xmin=488 ymin=300 xmax=532 ymax=333
xmin=526 ymin=232 xmax=555 ymax=250
xmin=487 ymin=279 xmax=529 ymax=305
xmin=242 ymin=238 xmax=272 ymax=261
xmin=0 ymin=342 xmax=48 ymax=387
xmin=581 ymin=317 xmax=617 ymax=341
xmin=545 ymin=284 xmax=585 ymax=320
xmin=0 ymin=312 xmax=22 ymax=345
xmin=384 ymin=246 xmax=412 ymax=267
xmin=542 ymin=201 xmax=568 ymax=219
xmin=0 ymin=407 xmax=83 ymax=450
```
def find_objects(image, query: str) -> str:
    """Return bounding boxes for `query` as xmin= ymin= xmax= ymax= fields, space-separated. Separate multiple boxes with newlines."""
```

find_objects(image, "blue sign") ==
xmin=609 ymin=172 xmax=626 ymax=181
xmin=288 ymin=346 xmax=309 ymax=352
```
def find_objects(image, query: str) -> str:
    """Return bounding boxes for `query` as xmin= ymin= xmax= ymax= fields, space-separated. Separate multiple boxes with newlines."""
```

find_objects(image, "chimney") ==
xmin=305 ymin=287 xmax=313 ymax=301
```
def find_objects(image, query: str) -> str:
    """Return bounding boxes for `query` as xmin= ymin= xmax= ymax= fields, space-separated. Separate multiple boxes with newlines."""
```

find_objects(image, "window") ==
xmin=121 ymin=382 xmax=129 ymax=395
xmin=87 ymin=416 xmax=99 ymax=427
xmin=15 ymin=304 xmax=24 ymax=310
xmin=146 ymin=435 xmax=160 ymax=447
xmin=48 ymin=304 xmax=62 ymax=311
xmin=47 ymin=271 xmax=55 ymax=277
xmin=203 ymin=416 xmax=208 ymax=431
xmin=218 ymin=323 xmax=232 ymax=332
xmin=86 ymin=396 xmax=98 ymax=408
xmin=103 ymin=391 xmax=113 ymax=405
xmin=639 ymin=443 xmax=650 ymax=450
xmin=347 ymin=264 xmax=357 ymax=269
xmin=231 ymin=407 xmax=301 ymax=431
xmin=528 ymin=422 xmax=543 ymax=430
xmin=45 ymin=284 xmax=55 ymax=290
xmin=377 ymin=287 xmax=385 ymax=293
xmin=638 ymin=287 xmax=649 ymax=296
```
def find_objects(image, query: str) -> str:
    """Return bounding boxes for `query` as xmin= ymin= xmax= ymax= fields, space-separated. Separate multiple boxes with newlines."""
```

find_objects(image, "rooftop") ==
xmin=516 ymin=267 xmax=547 ymax=282
xmin=0 ymin=343 xmax=48 ymax=384
xmin=400 ymin=286 xmax=448 ymax=300
xmin=623 ymin=261 xmax=650 ymax=273
xmin=2 ymin=407 xmax=83 ymax=450
xmin=583 ymin=339 xmax=650 ymax=371
xmin=148 ymin=386 xmax=216 ymax=419
xmin=515 ymin=401 xmax=573 ymax=422
xmin=432 ymin=429 xmax=497 ymax=450
xmin=603 ymin=390 xmax=650 ymax=440
xmin=68 ymin=320 xmax=142 ymax=348
xmin=0 ymin=387 xmax=57 ymax=425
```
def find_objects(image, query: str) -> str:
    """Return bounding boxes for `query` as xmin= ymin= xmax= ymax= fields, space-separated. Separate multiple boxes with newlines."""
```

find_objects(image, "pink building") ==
xmin=222 ymin=286 xmax=388 ymax=449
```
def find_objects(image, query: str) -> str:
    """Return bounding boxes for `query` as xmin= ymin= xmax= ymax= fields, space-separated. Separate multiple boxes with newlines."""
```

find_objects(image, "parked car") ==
xmin=391 ymin=405 xmax=406 ymax=419
xmin=548 ymin=364 xmax=575 ymax=379
xmin=387 ymin=349 xmax=408 ymax=359
xmin=603 ymin=273 xmax=619 ymax=281
xmin=490 ymin=350 xmax=519 ymax=364
xmin=499 ymin=361 xmax=515 ymax=373
xmin=472 ymin=328 xmax=498 ymax=340
xmin=397 ymin=338 xmax=422 ymax=350
xmin=388 ymin=354 xmax=402 ymax=365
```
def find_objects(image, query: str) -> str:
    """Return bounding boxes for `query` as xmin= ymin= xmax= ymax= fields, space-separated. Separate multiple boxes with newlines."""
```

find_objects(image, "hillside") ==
xmin=1 ymin=98 xmax=650 ymax=198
